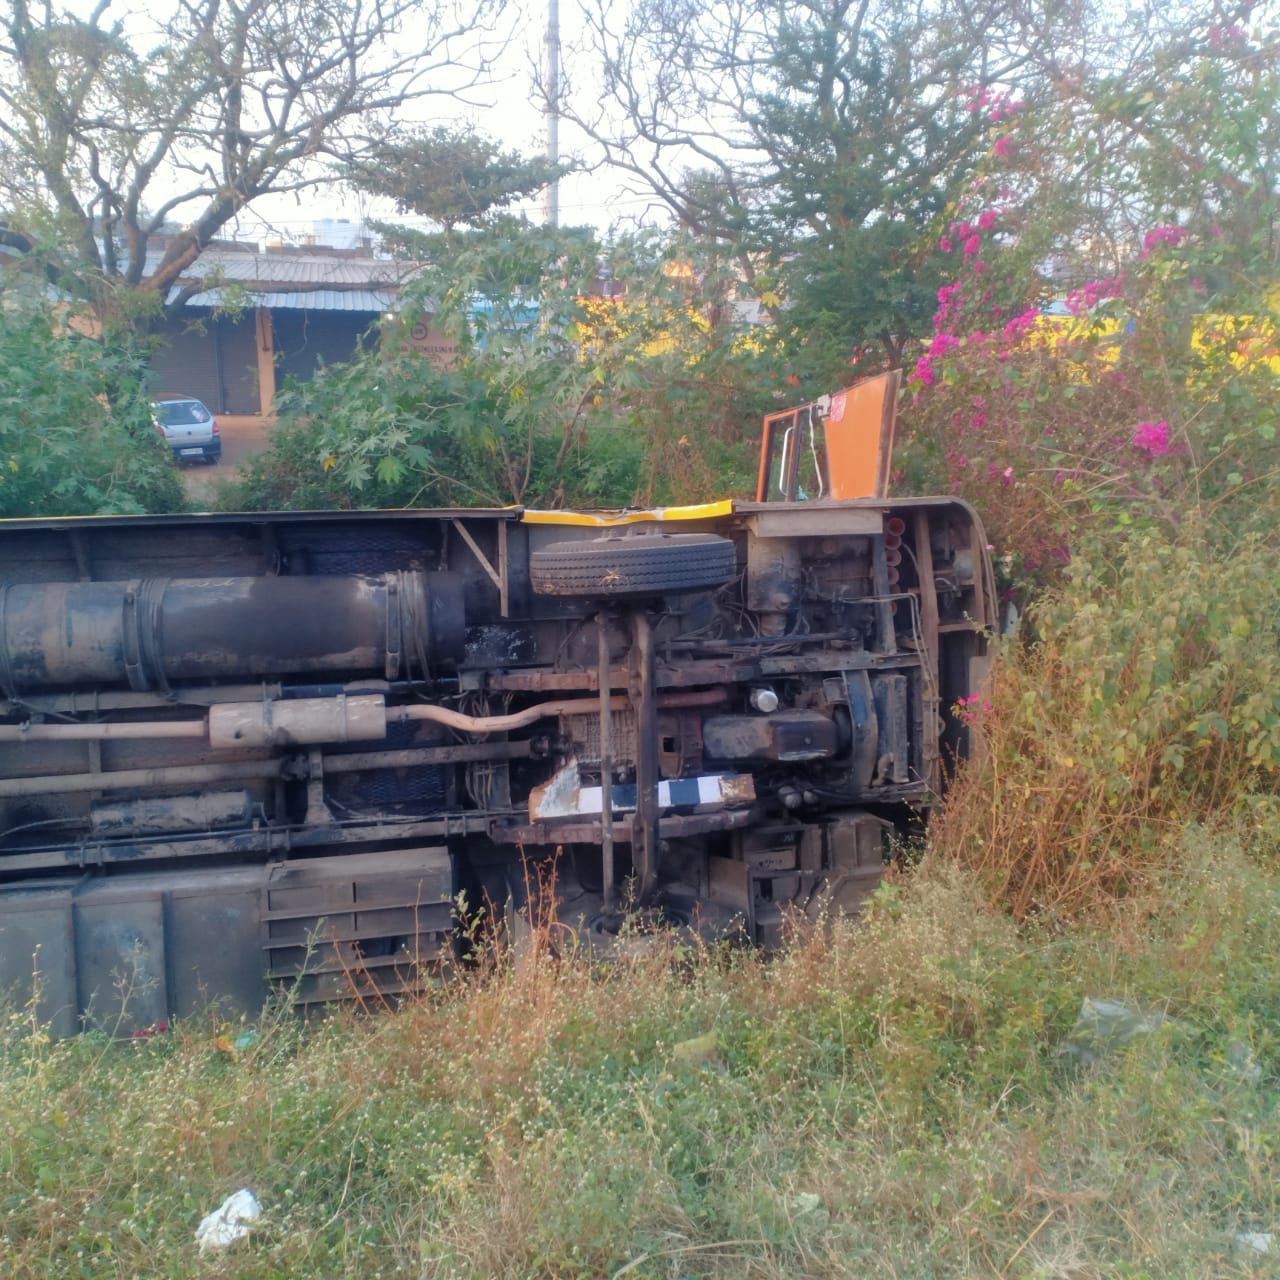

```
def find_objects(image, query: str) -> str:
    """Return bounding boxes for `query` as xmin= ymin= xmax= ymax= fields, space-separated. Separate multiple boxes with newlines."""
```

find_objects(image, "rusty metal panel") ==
xmin=708 ymin=855 xmax=751 ymax=911
xmin=559 ymin=708 xmax=638 ymax=767
xmin=165 ymin=872 xmax=267 ymax=1019
xmin=263 ymin=849 xmax=453 ymax=1005
xmin=0 ymin=882 xmax=80 ymax=1039
xmin=817 ymin=813 xmax=891 ymax=915
xmin=90 ymin=790 xmax=254 ymax=837
xmin=871 ymin=672 xmax=910 ymax=785
xmin=703 ymin=711 xmax=837 ymax=763
xmin=73 ymin=891 xmax=169 ymax=1034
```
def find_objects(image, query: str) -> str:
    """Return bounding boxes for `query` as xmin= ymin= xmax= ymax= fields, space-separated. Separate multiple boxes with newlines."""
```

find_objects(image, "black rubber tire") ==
xmin=530 ymin=532 xmax=736 ymax=598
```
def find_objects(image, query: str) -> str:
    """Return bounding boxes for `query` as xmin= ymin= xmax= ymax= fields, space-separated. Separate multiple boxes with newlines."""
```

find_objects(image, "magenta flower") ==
xmin=1141 ymin=225 xmax=1185 ymax=255
xmin=1001 ymin=310 xmax=1038 ymax=341
xmin=963 ymin=234 xmax=982 ymax=258
xmin=910 ymin=357 xmax=936 ymax=387
xmin=939 ymin=235 xmax=954 ymax=254
xmin=978 ymin=210 xmax=997 ymax=230
xmin=993 ymin=136 xmax=1012 ymax=160
xmin=1132 ymin=420 xmax=1170 ymax=457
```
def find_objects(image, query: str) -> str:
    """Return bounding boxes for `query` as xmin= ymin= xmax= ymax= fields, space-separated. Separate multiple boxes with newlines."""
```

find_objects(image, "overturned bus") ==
xmin=0 ymin=381 xmax=996 ymax=1034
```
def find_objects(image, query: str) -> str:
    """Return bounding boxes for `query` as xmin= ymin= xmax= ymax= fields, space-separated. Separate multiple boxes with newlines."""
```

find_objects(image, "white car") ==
xmin=151 ymin=396 xmax=221 ymax=464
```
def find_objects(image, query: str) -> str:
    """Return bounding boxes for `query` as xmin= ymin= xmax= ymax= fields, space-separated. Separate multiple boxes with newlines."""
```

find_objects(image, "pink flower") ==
xmin=939 ymin=235 xmax=954 ymax=254
xmin=1141 ymin=225 xmax=1185 ymax=255
xmin=977 ymin=210 xmax=997 ymax=230
xmin=1132 ymin=420 xmax=1170 ymax=457
xmin=963 ymin=234 xmax=982 ymax=258
xmin=1064 ymin=275 xmax=1127 ymax=315
xmin=910 ymin=357 xmax=936 ymax=387
xmin=1207 ymin=22 xmax=1245 ymax=50
xmin=1001 ymin=310 xmax=1038 ymax=341
xmin=993 ymin=136 xmax=1012 ymax=160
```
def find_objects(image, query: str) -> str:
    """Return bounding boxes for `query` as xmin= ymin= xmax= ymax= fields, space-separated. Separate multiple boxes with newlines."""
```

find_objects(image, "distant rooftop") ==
xmin=149 ymin=234 xmax=416 ymax=312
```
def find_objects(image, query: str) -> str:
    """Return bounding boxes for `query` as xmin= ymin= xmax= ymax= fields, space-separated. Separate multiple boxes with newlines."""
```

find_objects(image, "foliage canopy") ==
xmin=0 ymin=0 xmax=504 ymax=329
xmin=0 ymin=296 xmax=183 ymax=516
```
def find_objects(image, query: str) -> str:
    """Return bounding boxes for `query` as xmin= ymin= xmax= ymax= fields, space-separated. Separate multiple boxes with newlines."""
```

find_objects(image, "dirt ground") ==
xmin=180 ymin=414 xmax=272 ymax=507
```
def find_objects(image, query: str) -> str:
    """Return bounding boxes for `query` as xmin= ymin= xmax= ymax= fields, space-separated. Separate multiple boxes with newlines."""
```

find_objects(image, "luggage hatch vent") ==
xmin=262 ymin=847 xmax=454 ymax=1005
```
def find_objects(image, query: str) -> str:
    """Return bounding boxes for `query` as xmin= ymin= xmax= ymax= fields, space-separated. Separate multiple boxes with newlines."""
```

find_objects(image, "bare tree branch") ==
xmin=0 ymin=0 xmax=509 ymax=326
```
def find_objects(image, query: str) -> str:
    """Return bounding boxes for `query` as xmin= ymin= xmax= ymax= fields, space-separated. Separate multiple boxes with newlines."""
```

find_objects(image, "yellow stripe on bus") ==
xmin=521 ymin=500 xmax=734 ymax=527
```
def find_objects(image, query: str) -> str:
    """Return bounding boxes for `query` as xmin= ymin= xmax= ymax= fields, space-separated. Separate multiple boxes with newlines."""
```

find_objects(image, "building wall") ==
xmin=148 ymin=310 xmax=261 ymax=414
xmin=149 ymin=305 xmax=419 ymax=417
xmin=273 ymin=311 xmax=379 ymax=388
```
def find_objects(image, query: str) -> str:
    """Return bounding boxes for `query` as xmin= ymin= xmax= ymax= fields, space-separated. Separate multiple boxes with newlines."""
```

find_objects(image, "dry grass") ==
xmin=2 ymin=839 xmax=1279 ymax=1278
xmin=930 ymin=527 xmax=1280 ymax=919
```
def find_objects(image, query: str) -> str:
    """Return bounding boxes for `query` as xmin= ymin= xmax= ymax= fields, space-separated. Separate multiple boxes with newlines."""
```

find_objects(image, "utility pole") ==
xmin=544 ymin=0 xmax=561 ymax=227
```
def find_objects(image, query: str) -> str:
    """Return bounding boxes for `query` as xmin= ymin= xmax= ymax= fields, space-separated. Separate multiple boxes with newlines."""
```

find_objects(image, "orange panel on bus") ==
xmin=824 ymin=370 xmax=900 ymax=500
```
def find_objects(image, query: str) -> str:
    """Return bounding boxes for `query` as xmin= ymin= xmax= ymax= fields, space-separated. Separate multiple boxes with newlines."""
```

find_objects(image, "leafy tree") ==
xmin=0 ymin=294 xmax=183 ymax=515
xmin=345 ymin=127 xmax=571 ymax=232
xmin=0 ymin=0 xmax=504 ymax=334
xmin=559 ymin=0 xmax=1057 ymax=385
xmin=1048 ymin=4 xmax=1273 ymax=289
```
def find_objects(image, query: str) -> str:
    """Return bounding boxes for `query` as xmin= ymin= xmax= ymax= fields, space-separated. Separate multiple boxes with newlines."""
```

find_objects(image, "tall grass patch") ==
xmin=931 ymin=525 xmax=1280 ymax=918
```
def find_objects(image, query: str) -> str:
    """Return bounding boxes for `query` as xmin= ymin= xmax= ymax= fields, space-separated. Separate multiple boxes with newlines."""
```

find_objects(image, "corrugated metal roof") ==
xmin=146 ymin=245 xmax=413 ymax=288
xmin=167 ymin=286 xmax=398 ymax=312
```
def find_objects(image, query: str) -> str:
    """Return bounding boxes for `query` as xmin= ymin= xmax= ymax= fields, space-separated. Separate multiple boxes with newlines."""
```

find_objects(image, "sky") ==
xmin=48 ymin=0 xmax=657 ymax=249
xmin=225 ymin=1 xmax=656 ymax=247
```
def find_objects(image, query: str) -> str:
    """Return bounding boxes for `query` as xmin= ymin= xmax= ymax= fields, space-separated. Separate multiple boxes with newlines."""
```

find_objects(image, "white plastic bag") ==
xmin=195 ymin=1187 xmax=260 ymax=1252
xmin=1060 ymin=997 xmax=1180 ymax=1067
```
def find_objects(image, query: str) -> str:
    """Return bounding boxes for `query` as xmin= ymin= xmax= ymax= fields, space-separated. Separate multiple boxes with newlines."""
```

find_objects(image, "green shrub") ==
xmin=0 ymin=300 xmax=184 ymax=516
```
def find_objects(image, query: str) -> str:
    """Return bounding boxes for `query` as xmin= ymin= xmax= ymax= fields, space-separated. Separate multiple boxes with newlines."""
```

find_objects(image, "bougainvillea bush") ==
xmin=897 ymin=199 xmax=1279 ymax=602
xmin=895 ymin=6 xmax=1280 ymax=601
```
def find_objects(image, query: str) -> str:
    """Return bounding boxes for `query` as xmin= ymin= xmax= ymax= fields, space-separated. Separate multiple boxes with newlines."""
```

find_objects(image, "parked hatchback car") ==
xmin=151 ymin=396 xmax=221 ymax=464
